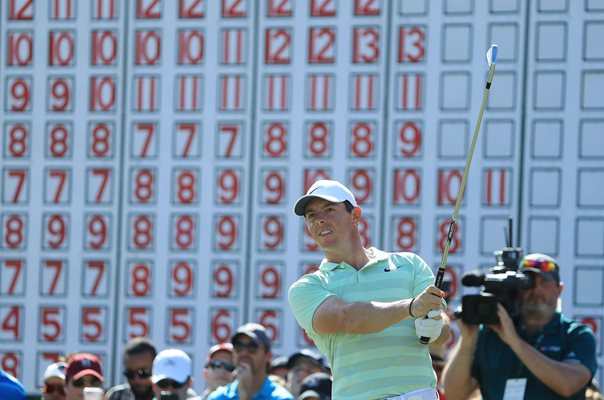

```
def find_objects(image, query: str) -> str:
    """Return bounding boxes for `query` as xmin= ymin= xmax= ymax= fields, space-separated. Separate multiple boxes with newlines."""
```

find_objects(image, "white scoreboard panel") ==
xmin=0 ymin=0 xmax=602 ymax=392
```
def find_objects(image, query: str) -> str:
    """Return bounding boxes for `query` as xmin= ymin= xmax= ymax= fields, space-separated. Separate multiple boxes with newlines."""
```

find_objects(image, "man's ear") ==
xmin=352 ymin=206 xmax=362 ymax=222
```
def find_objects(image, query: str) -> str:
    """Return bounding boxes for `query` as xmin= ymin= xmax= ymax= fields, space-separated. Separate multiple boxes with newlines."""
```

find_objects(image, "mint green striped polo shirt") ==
xmin=288 ymin=247 xmax=439 ymax=400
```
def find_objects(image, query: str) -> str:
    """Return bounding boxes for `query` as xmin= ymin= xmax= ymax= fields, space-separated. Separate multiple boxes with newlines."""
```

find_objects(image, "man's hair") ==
xmin=343 ymin=200 xmax=355 ymax=213
xmin=124 ymin=337 xmax=157 ymax=359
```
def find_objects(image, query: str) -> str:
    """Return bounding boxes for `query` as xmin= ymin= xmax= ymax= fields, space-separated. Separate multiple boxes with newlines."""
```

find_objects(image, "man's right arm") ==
xmin=312 ymin=286 xmax=444 ymax=334
xmin=442 ymin=323 xmax=480 ymax=399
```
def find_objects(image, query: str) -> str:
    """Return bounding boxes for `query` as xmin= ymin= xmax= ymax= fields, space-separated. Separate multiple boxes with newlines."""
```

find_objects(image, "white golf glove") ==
xmin=414 ymin=310 xmax=444 ymax=343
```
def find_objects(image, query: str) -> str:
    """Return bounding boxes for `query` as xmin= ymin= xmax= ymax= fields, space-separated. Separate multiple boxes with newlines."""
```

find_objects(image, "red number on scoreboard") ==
xmin=304 ymin=122 xmax=332 ymax=158
xmin=129 ymin=215 xmax=154 ymax=251
xmin=43 ymin=214 xmax=69 ymax=250
xmin=91 ymin=30 xmax=118 ymax=66
xmin=0 ymin=260 xmax=24 ymax=295
xmin=127 ymin=261 xmax=152 ymax=297
xmin=259 ymin=215 xmax=284 ymax=252
xmin=352 ymin=27 xmax=380 ymax=63
xmin=83 ymin=260 xmax=108 ymax=297
xmin=257 ymin=309 xmax=281 ymax=345
xmin=48 ymin=76 xmax=74 ymax=112
xmin=7 ymin=31 xmax=33 ymax=66
xmin=212 ymin=261 xmax=238 ymax=298
xmin=0 ymin=306 xmax=22 ymax=341
xmin=267 ymin=0 xmax=292 ymax=16
xmin=310 ymin=0 xmax=336 ymax=16
xmin=348 ymin=169 xmax=374 ymax=205
xmin=82 ymin=307 xmax=106 ymax=343
xmin=4 ymin=122 xmax=30 ymax=158
xmin=211 ymin=308 xmax=236 ymax=343
xmin=126 ymin=307 xmax=150 ymax=339
xmin=398 ymin=26 xmax=426 ymax=63
xmin=393 ymin=169 xmax=421 ymax=206
xmin=168 ymin=308 xmax=193 ymax=344
xmin=41 ymin=260 xmax=66 ymax=296
xmin=393 ymin=216 xmax=418 ymax=251
xmin=39 ymin=307 xmax=64 ymax=342
xmin=265 ymin=28 xmax=291 ymax=64
xmin=179 ymin=0 xmax=205 ymax=18
xmin=6 ymin=77 xmax=32 ymax=112
xmin=1 ymin=214 xmax=27 ymax=250
xmin=131 ymin=122 xmax=157 ymax=158
xmin=262 ymin=122 xmax=288 ymax=158
xmin=85 ymin=214 xmax=110 ymax=251
xmin=86 ymin=168 xmax=112 ymax=204
xmin=88 ymin=122 xmax=114 ymax=159
xmin=221 ymin=0 xmax=246 ymax=18
xmin=216 ymin=169 xmax=242 ymax=205
xmin=261 ymin=169 xmax=286 ymax=205
xmin=214 ymin=215 xmax=240 ymax=251
xmin=9 ymin=0 xmax=33 ymax=20
xmin=257 ymin=263 xmax=282 ymax=299
xmin=308 ymin=27 xmax=336 ymax=64
xmin=170 ymin=261 xmax=195 ymax=298
xmin=173 ymin=169 xmax=199 ymax=205
xmin=2 ymin=168 xmax=28 ymax=204
xmin=130 ymin=168 xmax=156 ymax=204
xmin=217 ymin=122 xmax=243 ymax=158
xmin=175 ymin=122 xmax=201 ymax=158
xmin=171 ymin=214 xmax=198 ymax=251
xmin=48 ymin=31 xmax=75 ymax=66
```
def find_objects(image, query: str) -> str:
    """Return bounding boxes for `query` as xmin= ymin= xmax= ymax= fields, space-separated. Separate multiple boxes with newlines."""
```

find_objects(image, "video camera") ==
xmin=456 ymin=246 xmax=534 ymax=324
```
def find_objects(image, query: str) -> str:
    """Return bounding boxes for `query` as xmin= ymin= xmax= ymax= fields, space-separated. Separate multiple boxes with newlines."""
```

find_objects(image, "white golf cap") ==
xmin=294 ymin=180 xmax=357 ymax=216
xmin=43 ymin=361 xmax=67 ymax=381
xmin=151 ymin=349 xmax=191 ymax=384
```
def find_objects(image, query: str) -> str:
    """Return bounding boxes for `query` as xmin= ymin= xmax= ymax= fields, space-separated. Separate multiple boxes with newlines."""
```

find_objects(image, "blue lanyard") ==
xmin=516 ymin=332 xmax=545 ymax=377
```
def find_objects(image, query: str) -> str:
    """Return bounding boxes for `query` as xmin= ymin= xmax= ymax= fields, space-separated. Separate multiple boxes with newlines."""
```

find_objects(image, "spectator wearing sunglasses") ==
xmin=207 ymin=322 xmax=293 ymax=400
xmin=444 ymin=253 xmax=597 ymax=400
xmin=106 ymin=337 xmax=157 ymax=400
xmin=64 ymin=353 xmax=105 ymax=400
xmin=151 ymin=349 xmax=198 ymax=400
xmin=42 ymin=361 xmax=67 ymax=400
xmin=201 ymin=343 xmax=235 ymax=399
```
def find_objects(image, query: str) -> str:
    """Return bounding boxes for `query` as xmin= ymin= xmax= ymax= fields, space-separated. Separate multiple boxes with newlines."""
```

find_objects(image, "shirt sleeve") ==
xmin=288 ymin=273 xmax=333 ymax=337
xmin=565 ymin=322 xmax=598 ymax=376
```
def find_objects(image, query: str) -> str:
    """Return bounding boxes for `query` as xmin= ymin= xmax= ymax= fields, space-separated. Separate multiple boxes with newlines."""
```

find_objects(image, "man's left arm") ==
xmin=490 ymin=304 xmax=594 ymax=397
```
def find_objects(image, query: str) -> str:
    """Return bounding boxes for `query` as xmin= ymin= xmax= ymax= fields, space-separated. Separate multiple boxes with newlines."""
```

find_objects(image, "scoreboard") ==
xmin=0 ymin=0 xmax=603 ymax=392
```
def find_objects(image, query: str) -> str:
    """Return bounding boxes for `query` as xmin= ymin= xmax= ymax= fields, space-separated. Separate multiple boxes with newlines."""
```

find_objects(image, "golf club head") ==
xmin=487 ymin=44 xmax=498 ymax=67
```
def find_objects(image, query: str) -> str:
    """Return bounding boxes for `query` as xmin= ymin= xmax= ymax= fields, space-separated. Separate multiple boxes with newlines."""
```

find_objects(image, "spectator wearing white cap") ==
xmin=41 ymin=361 xmax=66 ymax=400
xmin=200 ymin=343 xmax=235 ymax=399
xmin=207 ymin=322 xmax=293 ymax=400
xmin=151 ymin=349 xmax=198 ymax=400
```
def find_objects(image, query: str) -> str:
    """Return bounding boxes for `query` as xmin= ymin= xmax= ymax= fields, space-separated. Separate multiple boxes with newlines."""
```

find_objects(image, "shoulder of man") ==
xmin=265 ymin=378 xmax=294 ymax=400
xmin=206 ymin=381 xmax=236 ymax=400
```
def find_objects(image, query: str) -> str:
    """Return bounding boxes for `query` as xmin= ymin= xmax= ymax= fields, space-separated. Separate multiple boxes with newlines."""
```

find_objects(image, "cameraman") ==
xmin=443 ymin=253 xmax=597 ymax=400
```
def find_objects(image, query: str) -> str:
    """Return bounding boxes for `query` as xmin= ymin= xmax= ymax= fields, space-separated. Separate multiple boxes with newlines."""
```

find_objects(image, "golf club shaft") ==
xmin=419 ymin=58 xmax=497 ymax=345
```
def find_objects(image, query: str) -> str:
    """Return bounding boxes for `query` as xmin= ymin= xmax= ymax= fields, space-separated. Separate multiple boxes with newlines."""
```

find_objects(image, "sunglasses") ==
xmin=233 ymin=341 xmax=260 ymax=354
xmin=156 ymin=379 xmax=187 ymax=389
xmin=521 ymin=259 xmax=557 ymax=273
xmin=44 ymin=383 xmax=65 ymax=395
xmin=72 ymin=377 xmax=103 ymax=388
xmin=207 ymin=359 xmax=235 ymax=372
xmin=123 ymin=368 xmax=152 ymax=379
